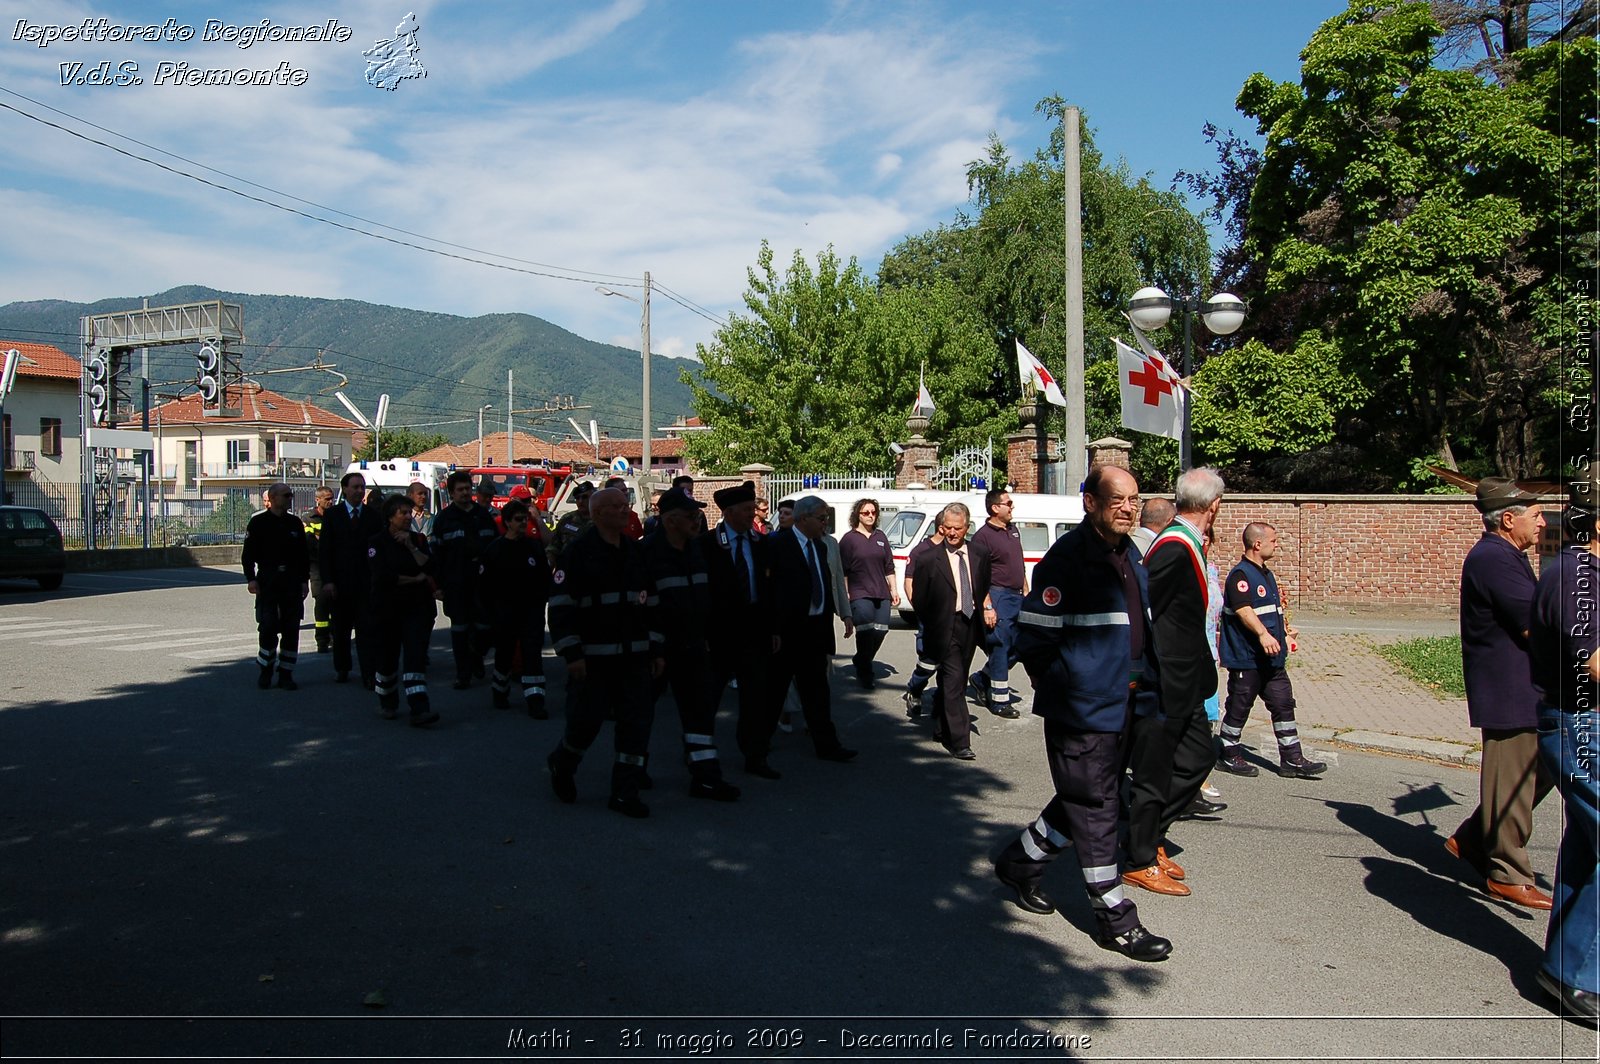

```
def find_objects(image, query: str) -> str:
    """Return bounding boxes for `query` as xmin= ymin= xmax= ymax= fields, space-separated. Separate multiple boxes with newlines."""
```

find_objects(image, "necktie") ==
xmin=732 ymin=533 xmax=752 ymax=602
xmin=956 ymin=548 xmax=973 ymax=617
xmin=806 ymin=538 xmax=824 ymax=612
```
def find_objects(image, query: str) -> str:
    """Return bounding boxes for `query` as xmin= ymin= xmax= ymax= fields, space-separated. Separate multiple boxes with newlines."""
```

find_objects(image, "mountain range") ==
xmin=0 ymin=285 xmax=698 ymax=444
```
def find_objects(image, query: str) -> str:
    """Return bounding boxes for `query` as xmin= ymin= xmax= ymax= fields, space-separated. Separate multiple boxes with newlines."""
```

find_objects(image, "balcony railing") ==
xmin=4 ymin=449 xmax=36 ymax=472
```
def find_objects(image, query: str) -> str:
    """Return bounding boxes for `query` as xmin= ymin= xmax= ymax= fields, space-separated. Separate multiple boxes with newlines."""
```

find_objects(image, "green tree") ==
xmin=681 ymin=242 xmax=996 ymax=474
xmin=353 ymin=426 xmax=451 ymax=461
xmin=1230 ymin=1 xmax=1596 ymax=482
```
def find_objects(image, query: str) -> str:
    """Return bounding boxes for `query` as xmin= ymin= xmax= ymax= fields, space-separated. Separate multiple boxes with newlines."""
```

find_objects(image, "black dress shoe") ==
xmin=1178 ymin=796 xmax=1227 ymax=820
xmin=903 ymin=690 xmax=923 ymax=718
xmin=1096 ymin=924 xmax=1172 ymax=962
xmin=1537 ymin=969 xmax=1600 ymax=1025
xmin=745 ymin=760 xmax=782 ymax=780
xmin=608 ymin=794 xmax=650 ymax=819
xmin=994 ymin=862 xmax=1055 ymax=915
xmin=547 ymin=753 xmax=577 ymax=804
xmin=949 ymin=746 xmax=977 ymax=760
xmin=989 ymin=703 xmax=1021 ymax=719
xmin=817 ymin=746 xmax=858 ymax=763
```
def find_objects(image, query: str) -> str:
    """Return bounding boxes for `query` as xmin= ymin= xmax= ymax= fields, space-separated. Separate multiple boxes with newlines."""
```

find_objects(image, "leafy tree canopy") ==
xmin=354 ymin=426 xmax=451 ymax=462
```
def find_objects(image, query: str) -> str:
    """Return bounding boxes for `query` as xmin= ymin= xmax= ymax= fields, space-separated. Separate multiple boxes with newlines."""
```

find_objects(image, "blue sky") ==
xmin=0 ymin=0 xmax=1343 ymax=363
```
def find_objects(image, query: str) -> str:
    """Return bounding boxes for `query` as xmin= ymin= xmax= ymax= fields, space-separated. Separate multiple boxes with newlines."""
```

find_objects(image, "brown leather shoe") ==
xmin=1484 ymin=879 xmax=1553 ymax=910
xmin=1122 ymin=864 xmax=1191 ymax=896
xmin=1156 ymin=846 xmax=1185 ymax=881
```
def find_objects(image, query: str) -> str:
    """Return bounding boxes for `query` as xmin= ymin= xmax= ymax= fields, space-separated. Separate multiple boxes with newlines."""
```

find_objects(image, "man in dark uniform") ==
xmin=478 ymin=498 xmax=553 ymax=717
xmin=1125 ymin=467 xmax=1226 ymax=898
xmin=318 ymin=471 xmax=384 ymax=688
xmin=700 ymin=481 xmax=780 ymax=778
xmin=969 ymin=488 xmax=1025 ymax=718
xmin=431 ymin=470 xmax=499 ymax=689
xmin=301 ymin=485 xmax=335 ymax=653
xmin=1217 ymin=522 xmax=1326 ymax=779
xmin=546 ymin=487 xmax=664 ymax=818
xmin=546 ymin=481 xmax=594 ymax=567
xmin=642 ymin=487 xmax=740 ymax=801
xmin=242 ymin=483 xmax=310 ymax=690
xmin=912 ymin=502 xmax=992 ymax=759
xmin=992 ymin=465 xmax=1172 ymax=962
xmin=901 ymin=527 xmax=946 ymax=718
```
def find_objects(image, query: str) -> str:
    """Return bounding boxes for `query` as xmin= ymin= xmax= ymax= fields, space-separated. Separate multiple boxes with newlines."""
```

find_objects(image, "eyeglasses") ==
xmin=859 ymin=509 xmax=877 ymax=517
xmin=1098 ymin=494 xmax=1141 ymax=509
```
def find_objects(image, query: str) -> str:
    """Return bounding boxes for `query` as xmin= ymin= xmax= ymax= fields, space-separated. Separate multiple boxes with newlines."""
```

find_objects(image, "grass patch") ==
xmin=1374 ymin=636 xmax=1466 ymax=698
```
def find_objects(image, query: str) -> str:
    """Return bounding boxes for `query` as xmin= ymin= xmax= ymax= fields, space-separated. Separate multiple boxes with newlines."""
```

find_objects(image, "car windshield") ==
xmin=883 ymin=510 xmax=925 ymax=549
xmin=3 ymin=510 xmax=52 ymax=531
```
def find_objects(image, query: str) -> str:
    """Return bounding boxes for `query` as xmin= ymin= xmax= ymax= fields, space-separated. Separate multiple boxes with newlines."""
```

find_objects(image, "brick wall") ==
xmin=1201 ymin=494 xmax=1557 ymax=610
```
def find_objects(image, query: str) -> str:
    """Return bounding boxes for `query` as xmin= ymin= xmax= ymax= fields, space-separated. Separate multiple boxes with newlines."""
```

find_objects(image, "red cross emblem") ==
xmin=1127 ymin=356 xmax=1175 ymax=407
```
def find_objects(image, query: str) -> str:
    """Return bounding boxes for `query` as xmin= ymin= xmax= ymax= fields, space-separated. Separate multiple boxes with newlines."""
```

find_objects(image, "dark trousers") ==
xmin=375 ymin=608 xmax=433 ymax=715
xmin=766 ymin=615 xmax=842 ymax=756
xmin=330 ymin=591 xmax=377 ymax=685
xmin=310 ymin=581 xmax=331 ymax=649
xmin=995 ymin=721 xmax=1140 ymax=937
xmin=1452 ymin=727 xmax=1554 ymax=885
xmin=980 ymin=586 xmax=1023 ymax=704
xmin=711 ymin=621 xmax=774 ymax=764
xmin=552 ymin=655 xmax=654 ymax=799
xmin=445 ymin=592 xmax=492 ymax=683
xmin=254 ymin=590 xmax=303 ymax=675
xmin=932 ymin=613 xmax=978 ymax=751
xmin=1221 ymin=666 xmax=1301 ymax=757
xmin=907 ymin=619 xmax=938 ymax=696
xmin=849 ymin=597 xmax=890 ymax=681
xmin=1125 ymin=697 xmax=1217 ymax=869
xmin=656 ymin=646 xmax=725 ymax=781
xmin=491 ymin=616 xmax=547 ymax=707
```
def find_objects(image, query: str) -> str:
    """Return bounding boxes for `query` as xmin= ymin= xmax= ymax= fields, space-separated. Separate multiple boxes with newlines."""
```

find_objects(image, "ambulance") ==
xmin=344 ymin=459 xmax=452 ymax=516
xmin=804 ymin=486 xmax=1086 ymax=623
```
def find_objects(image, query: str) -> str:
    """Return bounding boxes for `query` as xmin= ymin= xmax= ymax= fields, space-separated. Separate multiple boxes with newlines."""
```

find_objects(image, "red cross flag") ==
xmin=1115 ymin=338 xmax=1184 ymax=440
xmin=1016 ymin=340 xmax=1066 ymax=406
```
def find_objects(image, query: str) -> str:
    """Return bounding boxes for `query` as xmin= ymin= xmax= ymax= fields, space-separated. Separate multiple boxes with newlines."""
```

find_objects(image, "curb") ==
xmin=1300 ymin=724 xmax=1480 ymax=768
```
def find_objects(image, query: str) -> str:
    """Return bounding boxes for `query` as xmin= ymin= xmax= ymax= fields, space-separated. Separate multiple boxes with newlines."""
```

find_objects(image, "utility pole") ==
xmin=478 ymin=404 xmax=492 ymax=466
xmin=1063 ymin=105 xmax=1086 ymax=494
xmin=507 ymin=369 xmax=514 ymax=465
xmin=641 ymin=271 xmax=652 ymax=481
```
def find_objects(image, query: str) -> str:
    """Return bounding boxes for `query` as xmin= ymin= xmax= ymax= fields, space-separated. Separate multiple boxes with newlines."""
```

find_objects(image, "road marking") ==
xmin=0 ymin=622 xmax=128 ymax=640
xmin=172 ymin=640 xmax=276 ymax=660
xmin=40 ymin=627 xmax=215 ymax=646
xmin=109 ymin=635 xmax=259 ymax=652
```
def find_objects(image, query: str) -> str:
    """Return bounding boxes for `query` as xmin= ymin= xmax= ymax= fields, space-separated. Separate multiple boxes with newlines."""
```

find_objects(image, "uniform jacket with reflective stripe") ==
xmin=1014 ymin=522 xmax=1159 ymax=731
xmin=640 ymin=530 xmax=711 ymax=652
xmin=477 ymin=532 xmax=552 ymax=626
xmin=1219 ymin=557 xmax=1286 ymax=669
xmin=547 ymin=526 xmax=661 ymax=663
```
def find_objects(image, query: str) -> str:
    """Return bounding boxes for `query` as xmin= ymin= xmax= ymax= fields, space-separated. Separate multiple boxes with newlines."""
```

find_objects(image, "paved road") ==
xmin=0 ymin=570 xmax=1593 ymax=1061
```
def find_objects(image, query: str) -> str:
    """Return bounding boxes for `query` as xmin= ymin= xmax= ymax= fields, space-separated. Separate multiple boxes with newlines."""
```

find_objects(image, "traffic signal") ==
xmin=86 ymin=347 xmax=110 ymax=423
xmin=195 ymin=342 xmax=220 ymax=404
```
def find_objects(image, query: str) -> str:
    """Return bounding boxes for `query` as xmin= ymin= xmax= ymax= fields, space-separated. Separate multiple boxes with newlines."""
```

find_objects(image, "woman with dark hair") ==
xmin=369 ymin=493 xmax=440 ymax=727
xmin=837 ymin=496 xmax=899 ymax=689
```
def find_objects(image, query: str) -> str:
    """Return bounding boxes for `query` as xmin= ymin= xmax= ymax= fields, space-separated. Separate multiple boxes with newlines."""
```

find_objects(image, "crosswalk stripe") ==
xmin=172 ymin=640 xmax=274 ymax=660
xmin=40 ymin=627 xmax=215 ymax=647
xmin=0 ymin=622 xmax=141 ymax=641
xmin=109 ymin=635 xmax=256 ymax=652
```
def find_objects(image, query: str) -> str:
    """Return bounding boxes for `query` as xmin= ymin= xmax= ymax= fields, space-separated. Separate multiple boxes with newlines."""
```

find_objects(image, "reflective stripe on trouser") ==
xmin=908 ymin=620 xmax=938 ymax=696
xmin=556 ymin=654 xmax=654 ymax=798
xmin=492 ymin=619 xmax=546 ymax=702
xmin=850 ymin=597 xmax=890 ymax=679
xmin=403 ymin=671 xmax=429 ymax=712
xmin=256 ymin=593 xmax=302 ymax=672
xmin=377 ymin=608 xmax=434 ymax=712
xmin=982 ymin=586 xmax=1023 ymax=702
xmin=657 ymin=647 xmax=723 ymax=780
xmin=994 ymin=721 xmax=1138 ymax=936
xmin=1222 ymin=666 xmax=1300 ymax=756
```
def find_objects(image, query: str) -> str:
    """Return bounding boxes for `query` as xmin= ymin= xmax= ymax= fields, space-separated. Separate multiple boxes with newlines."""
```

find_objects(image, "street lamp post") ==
xmin=478 ymin=404 xmax=493 ymax=466
xmin=1126 ymin=286 xmax=1246 ymax=470
xmin=595 ymin=272 xmax=652 ymax=489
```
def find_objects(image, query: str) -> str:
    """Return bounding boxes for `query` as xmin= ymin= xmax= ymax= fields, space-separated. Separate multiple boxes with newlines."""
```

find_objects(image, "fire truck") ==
xmin=467 ymin=464 xmax=581 ymax=514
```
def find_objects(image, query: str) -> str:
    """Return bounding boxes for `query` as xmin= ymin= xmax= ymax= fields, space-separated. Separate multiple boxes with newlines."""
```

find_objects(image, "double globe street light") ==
xmin=1126 ymin=286 xmax=1246 ymax=469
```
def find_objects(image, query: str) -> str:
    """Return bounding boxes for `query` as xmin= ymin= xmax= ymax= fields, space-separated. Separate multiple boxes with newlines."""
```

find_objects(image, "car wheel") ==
xmin=37 ymin=574 xmax=63 ymax=591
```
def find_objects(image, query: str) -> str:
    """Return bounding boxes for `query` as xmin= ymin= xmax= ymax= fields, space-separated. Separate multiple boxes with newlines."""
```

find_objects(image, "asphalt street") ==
xmin=0 ymin=568 xmax=1595 ymax=1061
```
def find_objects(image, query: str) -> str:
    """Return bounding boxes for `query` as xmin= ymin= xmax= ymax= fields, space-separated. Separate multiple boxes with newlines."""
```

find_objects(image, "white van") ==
xmin=344 ymin=459 xmax=452 ymax=516
xmin=803 ymin=487 xmax=1085 ymax=622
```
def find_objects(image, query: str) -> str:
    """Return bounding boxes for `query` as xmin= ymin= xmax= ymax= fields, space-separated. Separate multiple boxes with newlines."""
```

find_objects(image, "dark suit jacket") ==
xmin=697 ymin=522 xmax=772 ymax=655
xmin=1143 ymin=519 xmax=1218 ymax=714
xmin=318 ymin=500 xmax=384 ymax=599
xmin=765 ymin=526 xmax=840 ymax=655
xmin=911 ymin=538 xmax=993 ymax=657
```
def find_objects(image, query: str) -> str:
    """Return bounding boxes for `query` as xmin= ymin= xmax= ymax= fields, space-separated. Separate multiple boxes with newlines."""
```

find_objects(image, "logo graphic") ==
xmin=363 ymin=12 xmax=425 ymax=90
xmin=1041 ymin=587 xmax=1061 ymax=607
xmin=1257 ymin=584 xmax=1267 ymax=598
xmin=1236 ymin=579 xmax=1248 ymax=593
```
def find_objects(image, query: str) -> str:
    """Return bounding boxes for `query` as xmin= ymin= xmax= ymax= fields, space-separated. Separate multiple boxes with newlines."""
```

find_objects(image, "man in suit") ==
xmin=318 ymin=470 xmax=385 ymax=688
xmin=1124 ymin=467 xmax=1226 ymax=897
xmin=700 ymin=481 xmax=780 ymax=779
xmin=765 ymin=494 xmax=858 ymax=766
xmin=911 ymin=502 xmax=992 ymax=759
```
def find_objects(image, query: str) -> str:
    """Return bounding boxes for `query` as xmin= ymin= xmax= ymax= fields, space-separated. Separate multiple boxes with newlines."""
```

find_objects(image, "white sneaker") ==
xmin=1201 ymin=783 xmax=1223 ymax=801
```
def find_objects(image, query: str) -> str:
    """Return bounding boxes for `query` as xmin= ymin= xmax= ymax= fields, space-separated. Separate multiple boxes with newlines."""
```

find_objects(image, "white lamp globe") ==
xmin=1202 ymin=293 xmax=1246 ymax=335
xmin=1127 ymin=286 xmax=1173 ymax=332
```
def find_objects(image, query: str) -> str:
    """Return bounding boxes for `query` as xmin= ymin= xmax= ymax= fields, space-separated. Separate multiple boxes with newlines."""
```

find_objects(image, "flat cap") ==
xmin=1475 ymin=476 xmax=1541 ymax=512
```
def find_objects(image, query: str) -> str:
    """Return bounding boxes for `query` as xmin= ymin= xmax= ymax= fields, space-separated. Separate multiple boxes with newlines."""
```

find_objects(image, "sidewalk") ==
xmin=1257 ymin=605 xmax=1480 ymax=766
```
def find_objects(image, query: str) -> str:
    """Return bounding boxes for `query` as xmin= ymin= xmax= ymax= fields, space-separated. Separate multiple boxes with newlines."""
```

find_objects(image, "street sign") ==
xmin=609 ymin=456 xmax=629 ymax=474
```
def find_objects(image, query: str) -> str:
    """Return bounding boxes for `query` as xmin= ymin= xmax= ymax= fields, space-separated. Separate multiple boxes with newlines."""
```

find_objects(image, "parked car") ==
xmin=0 ymin=506 xmax=66 ymax=590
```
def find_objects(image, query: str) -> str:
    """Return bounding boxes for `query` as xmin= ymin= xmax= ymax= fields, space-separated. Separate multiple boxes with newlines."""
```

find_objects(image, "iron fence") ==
xmin=764 ymin=470 xmax=895 ymax=503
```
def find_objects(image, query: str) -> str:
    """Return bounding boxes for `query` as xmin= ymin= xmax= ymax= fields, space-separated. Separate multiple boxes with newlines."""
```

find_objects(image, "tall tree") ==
xmin=353 ymin=426 xmax=451 ymax=461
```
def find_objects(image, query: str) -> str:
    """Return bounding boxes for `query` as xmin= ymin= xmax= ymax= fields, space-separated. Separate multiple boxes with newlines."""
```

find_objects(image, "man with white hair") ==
xmin=1124 ymin=468 xmax=1226 ymax=898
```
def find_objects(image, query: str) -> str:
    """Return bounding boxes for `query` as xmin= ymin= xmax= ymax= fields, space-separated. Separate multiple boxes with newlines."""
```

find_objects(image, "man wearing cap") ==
xmin=431 ymin=470 xmax=499 ymax=689
xmin=547 ymin=482 xmax=594 ymax=567
xmin=1526 ymin=469 xmax=1600 ymax=1024
xmin=700 ymin=481 xmax=779 ymax=778
xmin=1445 ymin=477 xmax=1554 ymax=909
xmin=643 ymin=487 xmax=740 ymax=801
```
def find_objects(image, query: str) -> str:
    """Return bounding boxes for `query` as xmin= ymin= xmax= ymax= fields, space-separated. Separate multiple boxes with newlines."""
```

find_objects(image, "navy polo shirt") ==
xmin=1460 ymin=532 xmax=1539 ymax=729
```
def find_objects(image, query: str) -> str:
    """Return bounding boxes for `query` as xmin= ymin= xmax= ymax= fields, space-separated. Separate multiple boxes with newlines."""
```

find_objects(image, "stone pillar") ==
xmin=1006 ymin=400 xmax=1058 ymax=494
xmin=1087 ymin=437 xmax=1132 ymax=474
xmin=739 ymin=463 xmax=773 ymax=502
xmin=894 ymin=413 xmax=939 ymax=488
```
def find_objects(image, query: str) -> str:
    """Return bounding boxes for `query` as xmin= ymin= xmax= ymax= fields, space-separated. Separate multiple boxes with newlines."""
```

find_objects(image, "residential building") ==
xmin=2 ymin=341 xmax=83 ymax=507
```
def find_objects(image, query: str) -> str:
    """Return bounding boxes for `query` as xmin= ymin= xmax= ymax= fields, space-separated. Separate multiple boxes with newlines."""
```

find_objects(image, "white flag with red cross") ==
xmin=1115 ymin=338 xmax=1184 ymax=440
xmin=1016 ymin=340 xmax=1066 ymax=406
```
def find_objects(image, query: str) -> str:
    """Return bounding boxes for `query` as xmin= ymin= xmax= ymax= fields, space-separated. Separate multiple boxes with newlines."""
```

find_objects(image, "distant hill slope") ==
xmin=0 ymin=285 xmax=697 ymax=444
